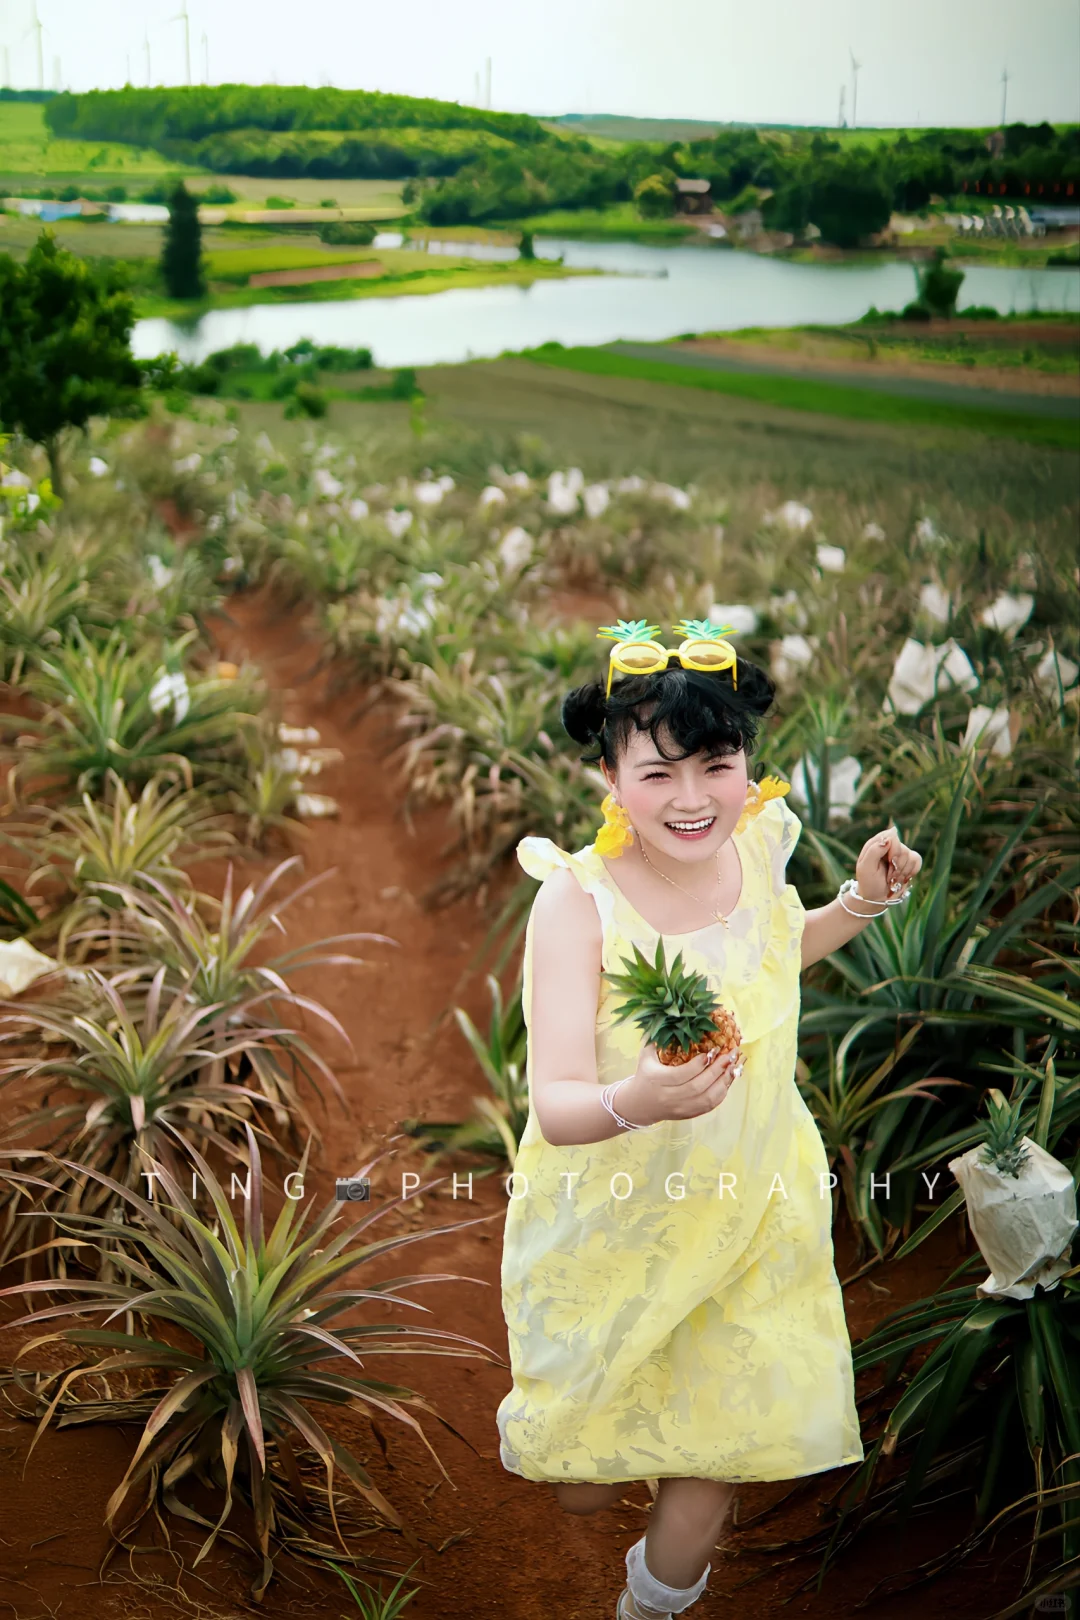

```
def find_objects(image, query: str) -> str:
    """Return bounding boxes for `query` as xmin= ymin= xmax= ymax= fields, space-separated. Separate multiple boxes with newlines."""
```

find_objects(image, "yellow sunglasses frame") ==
xmin=604 ymin=633 xmax=739 ymax=696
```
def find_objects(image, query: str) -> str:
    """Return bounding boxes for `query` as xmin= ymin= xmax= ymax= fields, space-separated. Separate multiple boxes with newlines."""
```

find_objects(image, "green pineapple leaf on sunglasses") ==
xmin=596 ymin=620 xmax=662 ymax=645
xmin=673 ymin=618 xmax=735 ymax=642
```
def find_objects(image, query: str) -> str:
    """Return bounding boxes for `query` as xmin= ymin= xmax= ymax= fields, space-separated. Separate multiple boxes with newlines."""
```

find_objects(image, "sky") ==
xmin=3 ymin=0 xmax=1079 ymax=127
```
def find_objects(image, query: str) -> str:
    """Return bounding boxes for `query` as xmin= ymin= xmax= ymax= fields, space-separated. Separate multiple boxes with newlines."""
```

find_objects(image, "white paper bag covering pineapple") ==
xmin=949 ymin=1091 xmax=1078 ymax=1302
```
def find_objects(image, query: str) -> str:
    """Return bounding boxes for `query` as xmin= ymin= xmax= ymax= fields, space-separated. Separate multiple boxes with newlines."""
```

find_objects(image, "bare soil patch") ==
xmin=248 ymin=260 xmax=386 ymax=288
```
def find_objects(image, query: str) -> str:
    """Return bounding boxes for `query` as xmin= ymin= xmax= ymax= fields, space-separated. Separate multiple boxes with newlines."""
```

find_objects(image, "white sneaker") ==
xmin=616 ymin=1588 xmax=672 ymax=1620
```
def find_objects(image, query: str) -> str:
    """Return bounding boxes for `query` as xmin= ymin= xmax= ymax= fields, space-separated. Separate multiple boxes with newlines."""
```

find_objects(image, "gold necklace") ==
xmin=638 ymin=841 xmax=731 ymax=929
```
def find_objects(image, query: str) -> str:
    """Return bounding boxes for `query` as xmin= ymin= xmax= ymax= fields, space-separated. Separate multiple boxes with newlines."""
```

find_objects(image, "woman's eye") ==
xmin=643 ymin=771 xmax=669 ymax=782
xmin=707 ymin=763 xmax=733 ymax=774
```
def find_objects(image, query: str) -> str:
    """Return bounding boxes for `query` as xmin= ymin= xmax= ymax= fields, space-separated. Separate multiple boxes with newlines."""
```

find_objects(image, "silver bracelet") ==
xmin=837 ymin=876 xmax=911 ymax=919
xmin=599 ymin=1075 xmax=648 ymax=1131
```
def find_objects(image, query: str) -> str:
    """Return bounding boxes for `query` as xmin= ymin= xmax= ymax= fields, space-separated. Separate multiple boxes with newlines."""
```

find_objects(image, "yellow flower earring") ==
xmin=596 ymin=793 xmax=634 ymax=857
xmin=733 ymin=774 xmax=790 ymax=835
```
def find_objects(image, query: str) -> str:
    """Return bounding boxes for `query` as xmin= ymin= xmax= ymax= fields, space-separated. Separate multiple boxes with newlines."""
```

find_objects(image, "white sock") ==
xmin=625 ymin=1535 xmax=711 ymax=1614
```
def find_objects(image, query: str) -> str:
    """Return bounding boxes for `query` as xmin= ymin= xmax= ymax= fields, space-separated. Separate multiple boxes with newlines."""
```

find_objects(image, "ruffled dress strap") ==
xmin=756 ymin=794 xmax=807 ymax=975
xmin=516 ymin=835 xmax=619 ymax=942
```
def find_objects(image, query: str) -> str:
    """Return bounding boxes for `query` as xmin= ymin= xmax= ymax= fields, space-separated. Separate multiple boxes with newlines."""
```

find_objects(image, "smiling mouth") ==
xmin=665 ymin=816 xmax=716 ymax=836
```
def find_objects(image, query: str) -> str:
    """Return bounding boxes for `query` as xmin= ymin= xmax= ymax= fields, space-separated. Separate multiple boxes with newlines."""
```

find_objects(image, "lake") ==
xmin=132 ymin=236 xmax=1080 ymax=369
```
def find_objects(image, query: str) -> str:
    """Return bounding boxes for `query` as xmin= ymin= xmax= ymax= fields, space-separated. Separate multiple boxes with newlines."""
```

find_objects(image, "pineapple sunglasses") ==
xmin=598 ymin=618 xmax=739 ymax=698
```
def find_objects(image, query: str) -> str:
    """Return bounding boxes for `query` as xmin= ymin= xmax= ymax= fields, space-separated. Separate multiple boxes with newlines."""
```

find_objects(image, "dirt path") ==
xmin=0 ymin=592 xmax=1028 ymax=1619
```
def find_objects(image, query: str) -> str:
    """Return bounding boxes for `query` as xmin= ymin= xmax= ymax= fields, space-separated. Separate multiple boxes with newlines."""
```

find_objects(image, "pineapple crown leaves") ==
xmin=673 ymin=618 xmax=735 ymax=643
xmin=980 ymin=1086 xmax=1030 ymax=1179
xmin=596 ymin=619 xmax=662 ymax=647
xmin=603 ymin=938 xmax=719 ymax=1054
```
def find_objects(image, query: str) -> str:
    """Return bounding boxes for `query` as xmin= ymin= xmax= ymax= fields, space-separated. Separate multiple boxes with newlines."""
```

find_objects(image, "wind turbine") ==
xmin=31 ymin=3 xmax=44 ymax=91
xmin=144 ymin=30 xmax=152 ymax=86
xmin=14 ymin=5 xmax=45 ymax=90
xmin=849 ymin=48 xmax=861 ymax=131
xmin=201 ymin=31 xmax=209 ymax=83
xmin=171 ymin=1 xmax=192 ymax=85
xmin=838 ymin=84 xmax=846 ymax=128
xmin=1000 ymin=66 xmax=1010 ymax=127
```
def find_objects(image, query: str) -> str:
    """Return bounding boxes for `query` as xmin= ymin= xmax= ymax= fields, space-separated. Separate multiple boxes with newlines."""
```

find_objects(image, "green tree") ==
xmin=765 ymin=158 xmax=892 ymax=248
xmin=0 ymin=232 xmax=141 ymax=494
xmin=634 ymin=173 xmax=677 ymax=219
xmin=914 ymin=246 xmax=965 ymax=317
xmin=160 ymin=181 xmax=205 ymax=299
xmin=518 ymin=229 xmax=536 ymax=260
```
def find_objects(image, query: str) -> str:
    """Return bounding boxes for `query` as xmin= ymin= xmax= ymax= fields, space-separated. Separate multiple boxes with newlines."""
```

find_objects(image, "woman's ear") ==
xmin=600 ymin=760 xmax=616 ymax=794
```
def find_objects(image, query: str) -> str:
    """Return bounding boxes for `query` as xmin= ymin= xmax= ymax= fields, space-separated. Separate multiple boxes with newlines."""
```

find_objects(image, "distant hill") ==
xmin=44 ymin=85 xmax=557 ymax=180
xmin=551 ymin=114 xmax=732 ymax=143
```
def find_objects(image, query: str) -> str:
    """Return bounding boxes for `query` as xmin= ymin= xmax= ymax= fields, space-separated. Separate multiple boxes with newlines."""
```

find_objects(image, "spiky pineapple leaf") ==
xmin=604 ymin=939 xmax=718 ymax=1055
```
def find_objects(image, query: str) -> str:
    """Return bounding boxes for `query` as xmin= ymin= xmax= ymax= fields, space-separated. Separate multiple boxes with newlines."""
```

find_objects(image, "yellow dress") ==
xmin=496 ymin=797 xmax=863 ymax=1485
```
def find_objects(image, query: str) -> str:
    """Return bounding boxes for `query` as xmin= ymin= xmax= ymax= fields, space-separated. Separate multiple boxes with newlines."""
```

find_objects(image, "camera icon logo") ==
xmin=335 ymin=1176 xmax=371 ymax=1202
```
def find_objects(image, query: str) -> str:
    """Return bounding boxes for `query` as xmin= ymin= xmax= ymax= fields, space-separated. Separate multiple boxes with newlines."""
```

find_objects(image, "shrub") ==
xmin=390 ymin=367 xmax=420 ymax=400
xmin=634 ymin=173 xmax=677 ymax=219
xmin=0 ymin=968 xmax=284 ymax=1266
xmin=915 ymin=247 xmax=966 ymax=317
xmin=198 ymin=182 xmax=238 ymax=204
xmin=100 ymin=857 xmax=384 ymax=1131
xmin=21 ymin=772 xmax=232 ymax=956
xmin=7 ymin=628 xmax=262 ymax=795
xmin=284 ymin=381 xmax=328 ymax=418
xmin=0 ymin=1126 xmax=501 ymax=1596
xmin=317 ymin=219 xmax=376 ymax=245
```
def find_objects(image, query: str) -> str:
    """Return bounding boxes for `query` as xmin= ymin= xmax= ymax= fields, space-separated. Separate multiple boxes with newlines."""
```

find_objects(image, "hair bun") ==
xmin=561 ymin=683 xmax=608 ymax=747
xmin=733 ymin=657 xmax=775 ymax=718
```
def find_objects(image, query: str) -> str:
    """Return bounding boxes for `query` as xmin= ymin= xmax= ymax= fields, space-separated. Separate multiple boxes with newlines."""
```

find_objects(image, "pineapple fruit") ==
xmin=980 ymin=1088 xmax=1030 ymax=1179
xmin=605 ymin=940 xmax=741 ymax=1067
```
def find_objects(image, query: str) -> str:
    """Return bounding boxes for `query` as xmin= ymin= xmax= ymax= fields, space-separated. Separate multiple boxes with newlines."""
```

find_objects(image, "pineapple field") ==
xmin=0 ymin=384 xmax=1077 ymax=1620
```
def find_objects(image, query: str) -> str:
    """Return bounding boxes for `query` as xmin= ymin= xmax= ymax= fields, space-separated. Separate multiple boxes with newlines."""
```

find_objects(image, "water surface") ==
xmin=132 ymin=236 xmax=1080 ymax=369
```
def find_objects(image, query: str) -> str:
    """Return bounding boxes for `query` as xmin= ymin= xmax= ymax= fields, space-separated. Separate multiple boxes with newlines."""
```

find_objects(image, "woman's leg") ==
xmin=551 ymin=1480 xmax=627 ymax=1516
xmin=643 ymin=1476 xmax=735 ymax=1589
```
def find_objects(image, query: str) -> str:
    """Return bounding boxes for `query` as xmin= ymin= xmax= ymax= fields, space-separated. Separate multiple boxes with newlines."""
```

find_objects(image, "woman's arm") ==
xmin=528 ymin=869 xmax=626 ymax=1146
xmin=801 ymin=825 xmax=923 ymax=970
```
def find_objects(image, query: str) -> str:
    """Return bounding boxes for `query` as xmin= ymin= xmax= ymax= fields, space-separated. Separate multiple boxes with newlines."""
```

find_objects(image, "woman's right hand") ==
xmin=615 ymin=1042 xmax=744 ymax=1126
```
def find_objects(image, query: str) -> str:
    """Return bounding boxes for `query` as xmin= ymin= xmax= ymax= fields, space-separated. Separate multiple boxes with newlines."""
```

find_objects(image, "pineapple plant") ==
xmin=604 ymin=939 xmax=741 ymax=1066
xmin=979 ymin=1087 xmax=1030 ymax=1178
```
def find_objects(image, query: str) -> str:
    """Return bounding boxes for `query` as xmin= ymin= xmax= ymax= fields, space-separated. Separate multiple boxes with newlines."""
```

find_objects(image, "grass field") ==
xmin=508 ymin=202 xmax=697 ymax=239
xmin=0 ymin=101 xmax=407 ymax=215
xmin=0 ymin=212 xmax=586 ymax=315
xmin=220 ymin=354 xmax=1079 ymax=545
xmin=202 ymin=175 xmax=406 ymax=212
xmin=520 ymin=343 xmax=1080 ymax=448
xmin=689 ymin=319 xmax=1080 ymax=377
xmin=142 ymin=251 xmax=590 ymax=317
xmin=0 ymin=99 xmax=195 ymax=183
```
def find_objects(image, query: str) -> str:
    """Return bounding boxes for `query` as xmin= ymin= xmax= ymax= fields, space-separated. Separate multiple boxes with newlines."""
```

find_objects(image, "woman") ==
xmin=495 ymin=622 xmax=922 ymax=1620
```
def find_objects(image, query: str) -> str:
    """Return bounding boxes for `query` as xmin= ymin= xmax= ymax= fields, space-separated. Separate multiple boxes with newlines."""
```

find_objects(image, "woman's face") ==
xmin=602 ymin=725 xmax=749 ymax=861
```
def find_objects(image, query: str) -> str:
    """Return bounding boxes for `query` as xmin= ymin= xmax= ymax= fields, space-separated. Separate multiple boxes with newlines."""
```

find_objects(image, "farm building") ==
xmin=675 ymin=178 xmax=713 ymax=214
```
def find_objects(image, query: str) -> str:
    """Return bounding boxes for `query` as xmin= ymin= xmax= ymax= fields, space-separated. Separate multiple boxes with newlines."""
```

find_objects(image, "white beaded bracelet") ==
xmin=600 ymin=1075 xmax=648 ymax=1131
xmin=837 ymin=876 xmax=912 ymax=919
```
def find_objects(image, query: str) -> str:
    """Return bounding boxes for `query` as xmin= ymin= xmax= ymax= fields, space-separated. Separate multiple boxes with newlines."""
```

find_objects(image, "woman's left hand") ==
xmin=854 ymin=826 xmax=923 ymax=905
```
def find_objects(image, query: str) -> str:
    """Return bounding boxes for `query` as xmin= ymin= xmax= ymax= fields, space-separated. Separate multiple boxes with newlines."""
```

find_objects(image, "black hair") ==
xmin=561 ymin=659 xmax=775 ymax=769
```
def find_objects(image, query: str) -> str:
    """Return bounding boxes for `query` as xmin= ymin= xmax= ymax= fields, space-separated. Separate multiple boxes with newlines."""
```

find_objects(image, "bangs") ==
xmin=562 ymin=662 xmax=776 ymax=768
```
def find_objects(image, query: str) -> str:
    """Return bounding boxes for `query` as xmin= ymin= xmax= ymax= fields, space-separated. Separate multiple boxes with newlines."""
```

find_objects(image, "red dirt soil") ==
xmin=0 ymin=592 xmax=1028 ymax=1620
